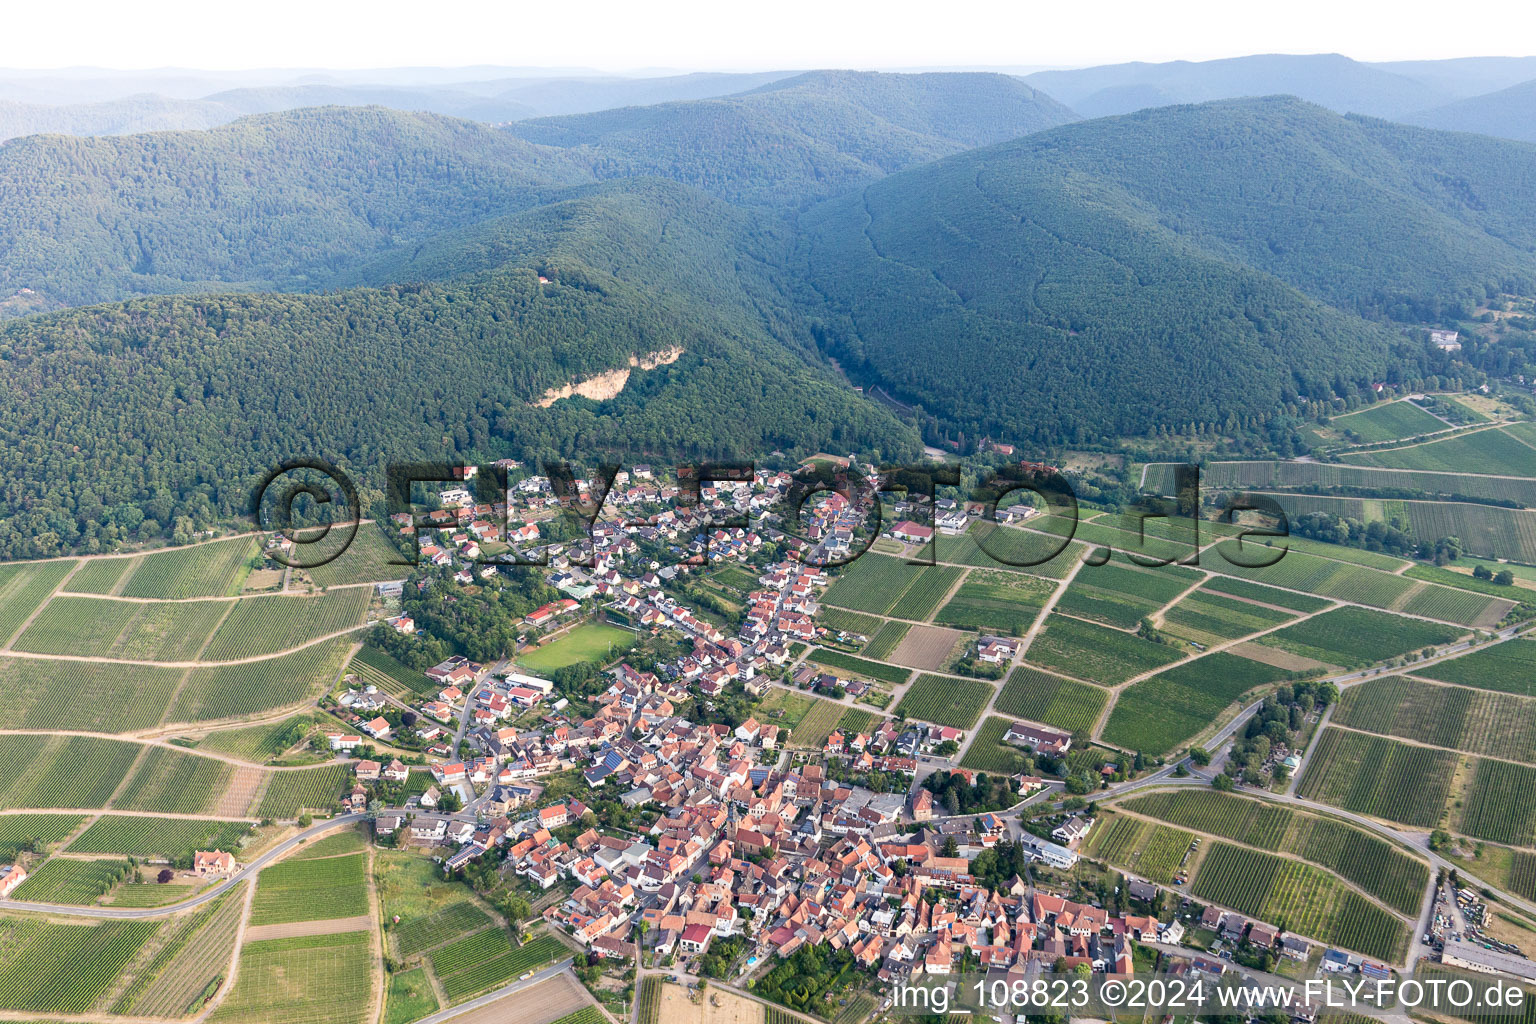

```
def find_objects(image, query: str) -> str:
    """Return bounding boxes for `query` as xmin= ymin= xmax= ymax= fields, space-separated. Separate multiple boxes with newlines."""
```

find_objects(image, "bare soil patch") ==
xmin=889 ymin=625 xmax=965 ymax=671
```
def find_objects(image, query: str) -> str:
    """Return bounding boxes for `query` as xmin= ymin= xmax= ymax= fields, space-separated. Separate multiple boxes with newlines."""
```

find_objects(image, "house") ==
xmin=1280 ymin=935 xmax=1312 ymax=961
xmin=0 ymin=864 xmax=27 ymax=897
xmin=362 ymin=717 xmax=392 ymax=740
xmin=1126 ymin=879 xmax=1158 ymax=902
xmin=679 ymin=923 xmax=713 ymax=954
xmin=977 ymin=636 xmax=1020 ymax=663
xmin=891 ymin=521 xmax=933 ymax=544
xmin=326 ymin=732 xmax=363 ymax=751
xmin=1247 ymin=922 xmax=1279 ymax=949
xmin=539 ymin=805 xmax=569 ymax=829
xmin=1430 ymin=329 xmax=1462 ymax=351
xmin=1004 ymin=720 xmax=1072 ymax=756
xmin=354 ymin=760 xmax=381 ymax=782
xmin=1020 ymin=835 xmax=1077 ymax=870
xmin=1321 ymin=949 xmax=1351 ymax=973
xmin=1051 ymin=816 xmax=1094 ymax=847
xmin=193 ymin=850 xmax=236 ymax=876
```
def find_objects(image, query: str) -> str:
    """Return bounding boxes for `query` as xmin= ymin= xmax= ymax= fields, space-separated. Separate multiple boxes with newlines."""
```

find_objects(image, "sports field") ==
xmin=517 ymin=623 xmax=633 ymax=672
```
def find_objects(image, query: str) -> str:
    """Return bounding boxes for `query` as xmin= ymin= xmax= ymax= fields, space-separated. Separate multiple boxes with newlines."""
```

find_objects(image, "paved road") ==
xmin=0 ymin=812 xmax=369 ymax=919
xmin=413 ymin=960 xmax=576 ymax=1024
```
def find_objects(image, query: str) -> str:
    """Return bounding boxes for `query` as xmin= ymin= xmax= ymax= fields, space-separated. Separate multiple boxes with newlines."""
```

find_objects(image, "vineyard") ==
xmin=68 ymin=816 xmax=251 ymax=857
xmin=789 ymin=697 xmax=855 ymax=749
xmin=0 ymin=915 xmax=159 ymax=1014
xmin=1458 ymin=759 xmax=1536 ymax=847
xmin=256 ymin=764 xmax=350 ymax=817
xmin=250 ymin=851 xmax=369 ymax=925
xmin=1341 ymin=426 xmax=1536 ymax=475
xmin=1334 ymin=675 xmax=1536 ymax=763
xmin=862 ymin=620 xmax=911 ymax=660
xmin=0 ymin=734 xmax=142 ymax=810
xmin=112 ymin=892 xmax=237 ymax=1013
xmin=1057 ymin=562 xmax=1199 ymax=630
xmin=957 ymin=717 xmax=1034 ymax=775
xmin=1510 ymin=851 xmax=1536 ymax=902
xmin=429 ymin=925 xmax=512 ymax=976
xmin=64 ymin=556 xmax=135 ymax=594
xmin=1420 ymin=638 xmax=1536 ymax=697
xmin=895 ymin=674 xmax=995 ymax=729
xmin=12 ymin=594 xmax=230 ymax=661
xmin=1257 ymin=607 xmax=1462 ymax=668
xmin=824 ymin=554 xmax=918 ymax=614
xmin=306 ymin=525 xmax=411 ymax=588
xmin=1200 ymin=577 xmax=1330 ymax=613
xmin=1102 ymin=653 xmax=1280 ymax=755
xmin=1296 ymin=728 xmax=1457 ymax=827
xmin=436 ymin=934 xmax=565 ymax=1003
xmin=11 ymin=856 xmax=130 ymax=903
xmin=201 ymin=587 xmax=371 ymax=661
xmin=638 ymin=976 xmax=663 ymax=1024
xmin=1328 ymin=399 xmax=1446 ymax=442
xmin=1163 ymin=460 xmax=1536 ymax=507
xmin=944 ymin=524 xmax=1087 ymax=579
xmin=193 ymin=714 xmax=317 ymax=763
xmin=169 ymin=639 xmax=351 ymax=723
xmin=353 ymin=644 xmax=437 ymax=696
xmin=935 ymin=570 xmax=1053 ymax=633
xmin=1124 ymin=790 xmax=1292 ymax=848
xmin=994 ymin=667 xmax=1108 ymax=733
xmin=0 ymin=813 xmax=85 ymax=857
xmin=119 ymin=535 xmax=259 ymax=599
xmin=820 ymin=608 xmax=884 ymax=638
xmin=806 ymin=649 xmax=910 ymax=685
xmin=1159 ymin=586 xmax=1298 ymax=646
xmin=207 ymin=929 xmax=372 ymax=1024
xmin=1191 ymin=842 xmax=1408 ymax=961
xmin=888 ymin=565 xmax=966 ymax=621
xmin=0 ymin=558 xmax=77 ymax=646
xmin=113 ymin=746 xmax=233 ymax=815
xmin=0 ymin=656 xmax=185 ymax=732
xmin=1085 ymin=814 xmax=1194 ymax=882
xmin=1025 ymin=614 xmax=1184 ymax=685
xmin=393 ymin=901 xmax=492 ymax=957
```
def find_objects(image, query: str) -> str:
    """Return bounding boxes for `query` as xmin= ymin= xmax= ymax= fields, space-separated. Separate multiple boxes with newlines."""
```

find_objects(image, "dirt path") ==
xmin=0 ymin=557 xmax=83 ymax=649
xmin=0 ymin=622 xmax=369 ymax=668
xmin=240 ymin=914 xmax=373 ymax=942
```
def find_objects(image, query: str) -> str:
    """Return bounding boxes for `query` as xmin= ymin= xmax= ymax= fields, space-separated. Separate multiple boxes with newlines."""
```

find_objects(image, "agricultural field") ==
xmin=1031 ymin=513 xmax=1196 ymax=564
xmin=1240 ymin=493 xmax=1536 ymax=566
xmin=862 ymin=620 xmax=912 ymax=660
xmin=0 ymin=734 xmax=142 ymax=810
xmin=104 ymin=880 xmax=197 ymax=907
xmin=112 ymin=746 xmax=234 ymax=815
xmin=1056 ymin=562 xmax=1200 ymax=630
xmin=0 ymin=813 xmax=86 ymax=858
xmin=0 ymin=657 xmax=185 ymax=732
xmin=207 ymin=929 xmax=372 ymax=1024
xmin=68 ymin=816 xmax=251 ymax=858
xmin=934 ymin=569 xmax=1054 ymax=633
xmin=1341 ymin=426 xmax=1536 ymax=476
xmin=638 ymin=976 xmax=663 ymax=1024
xmin=1160 ymin=460 xmax=1536 ymax=507
xmin=119 ymin=889 xmax=245 ymax=1016
xmin=888 ymin=564 xmax=966 ymax=621
xmin=1458 ymin=759 xmax=1536 ymax=847
xmin=250 ymin=850 xmax=369 ymax=926
xmin=994 ymin=666 xmax=1107 ymax=733
xmin=193 ymin=713 xmax=318 ymax=763
xmin=393 ymin=901 xmax=492 ymax=958
xmin=353 ymin=644 xmax=436 ymax=696
xmin=10 ymin=856 xmax=129 ymax=903
xmin=880 ymin=623 xmax=959 ymax=671
xmin=1025 ymin=614 xmax=1184 ymax=685
xmin=806 ymin=648 xmax=911 ymax=684
xmin=201 ymin=587 xmax=371 ymax=661
xmin=1296 ymin=728 xmax=1457 ymax=828
xmin=517 ymin=623 xmax=634 ymax=672
xmin=429 ymin=925 xmax=511 ymax=976
xmin=1191 ymin=841 xmax=1407 ymax=962
xmin=1084 ymin=814 xmax=1195 ymax=883
xmin=958 ymin=716 xmax=1035 ymax=775
xmin=820 ymin=607 xmax=883 ymax=639
xmin=168 ymin=638 xmax=351 ymax=723
xmin=1159 ymin=585 xmax=1299 ymax=646
xmin=1334 ymin=675 xmax=1536 ymax=763
xmin=755 ymin=688 xmax=817 ymax=732
xmin=0 ymin=915 xmax=159 ymax=1015
xmin=942 ymin=523 xmax=1086 ymax=579
xmin=385 ymin=967 xmax=440 ymax=1024
xmin=256 ymin=764 xmax=351 ymax=818
xmin=1419 ymin=637 xmax=1536 ymax=696
xmin=1256 ymin=607 xmax=1462 ymax=668
xmin=63 ymin=556 xmax=135 ymax=594
xmin=1199 ymin=576 xmax=1331 ymax=613
xmin=1405 ymin=562 xmax=1536 ymax=603
xmin=12 ymin=595 xmax=230 ymax=661
xmin=306 ymin=524 xmax=412 ymax=588
xmin=788 ymin=697 xmax=854 ymax=749
xmin=119 ymin=536 xmax=259 ymax=599
xmin=824 ymin=553 xmax=918 ymax=614
xmin=436 ymin=933 xmax=564 ymax=1004
xmin=0 ymin=558 xmax=77 ymax=646
xmin=1328 ymin=399 xmax=1447 ymax=443
xmin=894 ymin=673 xmax=995 ymax=729
xmin=1102 ymin=653 xmax=1281 ymax=755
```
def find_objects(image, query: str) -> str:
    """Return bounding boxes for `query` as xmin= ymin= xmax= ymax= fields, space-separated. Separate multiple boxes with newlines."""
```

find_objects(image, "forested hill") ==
xmin=797 ymin=97 xmax=1536 ymax=446
xmin=0 ymin=255 xmax=917 ymax=560
xmin=1404 ymin=77 xmax=1536 ymax=144
xmin=505 ymin=70 xmax=1079 ymax=206
xmin=0 ymin=106 xmax=596 ymax=310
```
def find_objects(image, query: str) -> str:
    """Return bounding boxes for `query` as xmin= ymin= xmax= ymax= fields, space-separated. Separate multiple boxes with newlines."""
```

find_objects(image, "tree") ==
xmin=1430 ymin=829 xmax=1453 ymax=851
xmin=1212 ymin=773 xmax=1235 ymax=792
xmin=157 ymin=868 xmax=175 ymax=884
xmin=1495 ymin=569 xmax=1516 ymax=586
xmin=1189 ymin=747 xmax=1211 ymax=766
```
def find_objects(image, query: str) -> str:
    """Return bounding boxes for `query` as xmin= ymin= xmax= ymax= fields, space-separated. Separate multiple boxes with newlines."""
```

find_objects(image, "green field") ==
xmin=1191 ymin=841 xmax=1407 ymax=961
xmin=888 ymin=565 xmax=966 ymax=621
xmin=1025 ymin=614 xmax=1184 ymax=685
xmin=1296 ymin=728 xmax=1457 ymax=828
xmin=250 ymin=851 xmax=369 ymax=926
xmin=193 ymin=714 xmax=317 ymax=763
xmin=1160 ymin=584 xmax=1299 ymax=645
xmin=1329 ymin=400 xmax=1447 ymax=443
xmin=1418 ymin=637 xmax=1536 ymax=696
xmin=807 ymin=648 xmax=912 ymax=685
xmin=1341 ymin=426 xmax=1536 ymax=476
xmin=384 ymin=966 xmax=439 ymax=1024
xmin=861 ymin=620 xmax=911 ymax=660
xmin=434 ymin=933 xmax=565 ymax=1004
xmin=1154 ymin=460 xmax=1536 ymax=507
xmin=306 ymin=525 xmax=412 ymax=588
xmin=10 ymin=856 xmax=129 ymax=903
xmin=1056 ymin=562 xmax=1200 ymax=630
xmin=1256 ymin=606 xmax=1461 ymax=668
xmin=352 ymin=644 xmax=436 ymax=696
xmin=894 ymin=673 xmax=995 ymax=729
xmin=1102 ymin=653 xmax=1281 ymax=755
xmin=787 ymin=696 xmax=855 ymax=748
xmin=0 ymin=657 xmax=186 ymax=732
xmin=1199 ymin=576 xmax=1331 ymax=613
xmin=119 ymin=888 xmax=245 ymax=1016
xmin=994 ymin=666 xmax=1108 ymax=733
xmin=824 ymin=553 xmax=919 ymax=614
xmin=256 ymin=764 xmax=351 ymax=818
xmin=69 ymin=816 xmax=251 ymax=858
xmin=1243 ymin=493 xmax=1536 ymax=565
xmin=112 ymin=746 xmax=233 ymax=815
xmin=940 ymin=523 xmax=1086 ymax=579
xmin=957 ymin=716 xmax=1035 ymax=775
xmin=1459 ymin=759 xmax=1536 ymax=847
xmin=0 ymin=915 xmax=158 ymax=1014
xmin=0 ymin=813 xmax=86 ymax=858
xmin=517 ymin=622 xmax=633 ymax=672
xmin=1084 ymin=814 xmax=1195 ymax=883
xmin=119 ymin=536 xmax=259 ymax=599
xmin=1335 ymin=675 xmax=1536 ymax=763
xmin=201 ymin=588 xmax=371 ymax=661
xmin=64 ymin=556 xmax=135 ymax=594
xmin=208 ymin=929 xmax=371 ymax=1024
xmin=0 ymin=734 xmax=142 ymax=810
xmin=934 ymin=569 xmax=1054 ymax=633
xmin=820 ymin=607 xmax=884 ymax=639
xmin=12 ymin=595 xmax=231 ymax=661
xmin=0 ymin=559 xmax=78 ymax=646
xmin=393 ymin=901 xmax=492 ymax=957
xmin=168 ymin=639 xmax=351 ymax=723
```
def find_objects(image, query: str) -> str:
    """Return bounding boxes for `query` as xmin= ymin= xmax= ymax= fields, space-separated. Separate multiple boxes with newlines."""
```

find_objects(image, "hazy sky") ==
xmin=5 ymin=0 xmax=1534 ymax=71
